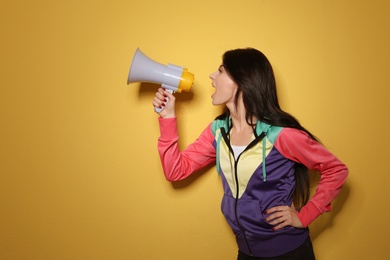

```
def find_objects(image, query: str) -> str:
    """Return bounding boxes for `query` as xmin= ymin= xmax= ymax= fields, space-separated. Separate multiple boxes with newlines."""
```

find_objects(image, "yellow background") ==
xmin=1 ymin=0 xmax=389 ymax=259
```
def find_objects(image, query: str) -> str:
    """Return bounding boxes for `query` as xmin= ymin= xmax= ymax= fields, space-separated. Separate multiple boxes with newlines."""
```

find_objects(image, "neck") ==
xmin=230 ymin=113 xmax=249 ymax=131
xmin=227 ymin=101 xmax=257 ymax=146
xmin=229 ymin=117 xmax=254 ymax=146
xmin=227 ymin=99 xmax=255 ymax=130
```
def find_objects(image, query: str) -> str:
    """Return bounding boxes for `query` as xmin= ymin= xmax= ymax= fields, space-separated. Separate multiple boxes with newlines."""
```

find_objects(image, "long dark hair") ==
xmin=216 ymin=48 xmax=319 ymax=210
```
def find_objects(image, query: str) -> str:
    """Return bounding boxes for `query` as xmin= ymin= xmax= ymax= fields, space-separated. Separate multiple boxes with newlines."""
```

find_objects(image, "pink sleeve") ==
xmin=274 ymin=128 xmax=349 ymax=227
xmin=157 ymin=117 xmax=216 ymax=181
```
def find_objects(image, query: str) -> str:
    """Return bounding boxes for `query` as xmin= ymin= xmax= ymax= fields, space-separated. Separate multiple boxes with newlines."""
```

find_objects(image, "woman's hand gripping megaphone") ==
xmin=153 ymin=88 xmax=176 ymax=118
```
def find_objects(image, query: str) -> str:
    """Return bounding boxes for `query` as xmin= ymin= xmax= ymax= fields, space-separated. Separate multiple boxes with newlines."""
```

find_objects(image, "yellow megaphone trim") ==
xmin=177 ymin=68 xmax=194 ymax=93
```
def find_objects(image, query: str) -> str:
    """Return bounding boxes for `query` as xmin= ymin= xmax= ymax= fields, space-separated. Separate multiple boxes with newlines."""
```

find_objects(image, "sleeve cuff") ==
xmin=296 ymin=201 xmax=323 ymax=227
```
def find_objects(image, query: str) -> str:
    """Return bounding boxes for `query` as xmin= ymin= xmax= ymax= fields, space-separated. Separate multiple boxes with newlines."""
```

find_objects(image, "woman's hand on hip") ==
xmin=264 ymin=204 xmax=304 ymax=231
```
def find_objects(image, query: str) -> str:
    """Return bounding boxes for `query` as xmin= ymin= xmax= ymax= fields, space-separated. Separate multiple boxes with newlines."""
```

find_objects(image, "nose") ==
xmin=209 ymin=71 xmax=216 ymax=79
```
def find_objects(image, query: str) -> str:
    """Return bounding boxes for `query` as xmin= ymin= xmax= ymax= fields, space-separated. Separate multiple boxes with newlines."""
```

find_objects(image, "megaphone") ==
xmin=127 ymin=48 xmax=194 ymax=112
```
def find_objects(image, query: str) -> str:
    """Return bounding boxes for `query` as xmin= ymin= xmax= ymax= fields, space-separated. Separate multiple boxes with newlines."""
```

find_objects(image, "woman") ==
xmin=153 ymin=48 xmax=348 ymax=259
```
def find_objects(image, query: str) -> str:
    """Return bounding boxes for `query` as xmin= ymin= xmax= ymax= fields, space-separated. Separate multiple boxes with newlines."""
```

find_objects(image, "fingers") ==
xmin=162 ymin=88 xmax=174 ymax=98
xmin=264 ymin=206 xmax=291 ymax=229
xmin=153 ymin=89 xmax=168 ymax=109
xmin=265 ymin=211 xmax=293 ymax=230
xmin=264 ymin=205 xmax=303 ymax=231
xmin=153 ymin=88 xmax=176 ymax=117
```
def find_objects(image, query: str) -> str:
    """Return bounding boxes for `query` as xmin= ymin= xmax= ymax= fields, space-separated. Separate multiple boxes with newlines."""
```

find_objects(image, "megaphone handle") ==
xmin=154 ymin=88 xmax=174 ymax=113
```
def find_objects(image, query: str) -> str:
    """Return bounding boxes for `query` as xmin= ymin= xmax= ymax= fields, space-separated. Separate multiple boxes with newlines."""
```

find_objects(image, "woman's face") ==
xmin=209 ymin=65 xmax=238 ymax=106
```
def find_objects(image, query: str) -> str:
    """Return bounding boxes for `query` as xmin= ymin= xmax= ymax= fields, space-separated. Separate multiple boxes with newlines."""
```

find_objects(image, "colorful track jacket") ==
xmin=157 ymin=117 xmax=348 ymax=257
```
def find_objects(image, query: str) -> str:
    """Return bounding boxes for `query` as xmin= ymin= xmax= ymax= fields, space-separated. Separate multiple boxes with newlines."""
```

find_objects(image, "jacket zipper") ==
xmin=220 ymin=127 xmax=253 ymax=255
xmin=221 ymin=127 xmax=266 ymax=257
xmin=234 ymin=153 xmax=254 ymax=256
xmin=221 ymin=127 xmax=267 ymax=256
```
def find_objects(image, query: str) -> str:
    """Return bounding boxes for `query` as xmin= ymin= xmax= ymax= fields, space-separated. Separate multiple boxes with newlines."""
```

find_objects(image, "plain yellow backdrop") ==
xmin=1 ymin=0 xmax=389 ymax=259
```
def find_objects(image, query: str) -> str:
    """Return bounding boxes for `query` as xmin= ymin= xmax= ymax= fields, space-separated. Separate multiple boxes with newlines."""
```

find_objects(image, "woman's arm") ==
xmin=274 ymin=128 xmax=349 ymax=227
xmin=158 ymin=117 xmax=216 ymax=181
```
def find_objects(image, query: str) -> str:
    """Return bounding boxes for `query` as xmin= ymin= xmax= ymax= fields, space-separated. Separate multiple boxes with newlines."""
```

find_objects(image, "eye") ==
xmin=218 ymin=65 xmax=224 ymax=73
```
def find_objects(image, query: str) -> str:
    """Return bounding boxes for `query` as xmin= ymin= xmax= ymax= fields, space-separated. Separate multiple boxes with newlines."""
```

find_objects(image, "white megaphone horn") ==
xmin=127 ymin=48 xmax=194 ymax=112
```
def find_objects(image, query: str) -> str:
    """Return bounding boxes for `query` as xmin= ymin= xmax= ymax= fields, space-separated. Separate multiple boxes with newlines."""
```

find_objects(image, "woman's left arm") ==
xmin=273 ymin=128 xmax=349 ymax=228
